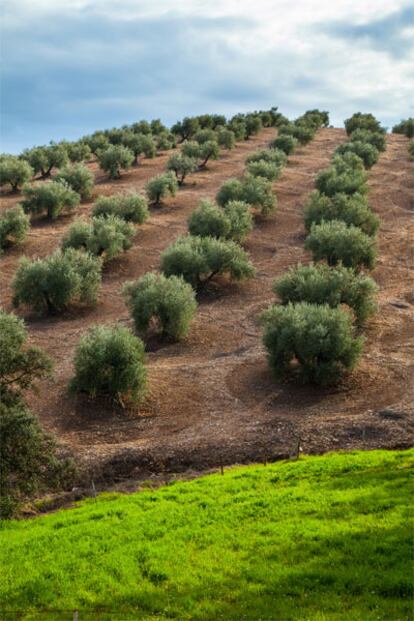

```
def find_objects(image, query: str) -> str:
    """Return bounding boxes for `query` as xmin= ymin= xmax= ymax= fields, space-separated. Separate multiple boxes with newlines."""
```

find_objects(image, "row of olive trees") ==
xmin=261 ymin=112 xmax=386 ymax=386
xmin=0 ymin=108 xmax=284 ymax=193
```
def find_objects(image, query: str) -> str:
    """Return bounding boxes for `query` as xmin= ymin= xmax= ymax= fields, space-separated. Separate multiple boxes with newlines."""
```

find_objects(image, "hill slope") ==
xmin=1 ymin=449 xmax=413 ymax=620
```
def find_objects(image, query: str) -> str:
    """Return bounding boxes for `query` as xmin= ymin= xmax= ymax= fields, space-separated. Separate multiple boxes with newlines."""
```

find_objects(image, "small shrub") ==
xmin=167 ymin=153 xmax=197 ymax=185
xmin=0 ymin=156 xmax=33 ymax=191
xmin=217 ymin=175 xmax=276 ymax=217
xmin=22 ymin=180 xmax=80 ymax=220
xmin=260 ymin=302 xmax=364 ymax=385
xmin=0 ymin=206 xmax=30 ymax=251
xmin=161 ymin=235 xmax=255 ymax=289
xmin=97 ymin=145 xmax=134 ymax=179
xmin=93 ymin=192 xmax=149 ymax=223
xmin=392 ymin=118 xmax=414 ymax=138
xmin=303 ymin=191 xmax=379 ymax=237
xmin=305 ymin=220 xmax=377 ymax=270
xmin=0 ymin=310 xmax=52 ymax=403
xmin=335 ymin=141 xmax=379 ymax=169
xmin=22 ymin=144 xmax=68 ymax=178
xmin=315 ymin=153 xmax=368 ymax=197
xmin=246 ymin=148 xmax=287 ymax=168
xmin=66 ymin=142 xmax=92 ymax=163
xmin=246 ymin=160 xmax=281 ymax=181
xmin=274 ymin=263 xmax=378 ymax=325
xmin=270 ymin=134 xmax=298 ymax=155
xmin=344 ymin=113 xmax=384 ymax=135
xmin=217 ymin=128 xmax=236 ymax=150
xmin=350 ymin=129 xmax=387 ymax=152
xmin=54 ymin=164 xmax=94 ymax=199
xmin=145 ymin=172 xmax=178 ymax=205
xmin=124 ymin=272 xmax=197 ymax=340
xmin=62 ymin=215 xmax=134 ymax=262
xmin=70 ymin=325 xmax=147 ymax=405
xmin=124 ymin=133 xmax=156 ymax=164
xmin=12 ymin=249 xmax=102 ymax=314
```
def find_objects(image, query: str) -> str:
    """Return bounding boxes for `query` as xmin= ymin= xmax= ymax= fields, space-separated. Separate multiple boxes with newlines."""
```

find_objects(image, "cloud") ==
xmin=318 ymin=6 xmax=414 ymax=58
xmin=1 ymin=0 xmax=413 ymax=152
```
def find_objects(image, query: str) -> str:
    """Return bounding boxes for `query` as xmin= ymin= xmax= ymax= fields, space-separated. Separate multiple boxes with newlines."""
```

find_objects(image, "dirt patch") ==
xmin=1 ymin=129 xmax=413 ymax=484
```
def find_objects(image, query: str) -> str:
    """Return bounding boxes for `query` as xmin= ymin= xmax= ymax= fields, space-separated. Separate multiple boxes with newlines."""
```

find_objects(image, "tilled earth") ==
xmin=1 ymin=127 xmax=413 ymax=483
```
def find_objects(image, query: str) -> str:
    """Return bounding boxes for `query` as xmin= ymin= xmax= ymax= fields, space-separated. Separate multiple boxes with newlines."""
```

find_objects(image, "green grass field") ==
xmin=1 ymin=450 xmax=413 ymax=621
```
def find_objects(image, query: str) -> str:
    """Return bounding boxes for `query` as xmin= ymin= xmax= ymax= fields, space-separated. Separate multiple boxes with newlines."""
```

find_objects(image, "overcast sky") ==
xmin=1 ymin=0 xmax=413 ymax=153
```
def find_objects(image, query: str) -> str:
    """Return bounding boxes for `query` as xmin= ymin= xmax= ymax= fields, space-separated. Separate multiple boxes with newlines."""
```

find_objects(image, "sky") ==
xmin=1 ymin=0 xmax=413 ymax=153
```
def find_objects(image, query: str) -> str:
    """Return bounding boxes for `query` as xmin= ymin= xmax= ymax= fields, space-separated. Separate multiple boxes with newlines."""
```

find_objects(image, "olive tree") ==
xmin=171 ymin=117 xmax=200 ymax=142
xmin=0 ymin=206 xmax=30 ymax=251
xmin=145 ymin=172 xmax=178 ymax=205
xmin=62 ymin=215 xmax=134 ymax=262
xmin=274 ymin=263 xmax=378 ymax=325
xmin=260 ymin=302 xmax=364 ymax=385
xmin=350 ymin=129 xmax=387 ymax=152
xmin=270 ymin=134 xmax=298 ymax=155
xmin=93 ymin=192 xmax=149 ymax=223
xmin=246 ymin=160 xmax=281 ymax=181
xmin=12 ymin=249 xmax=102 ymax=314
xmin=217 ymin=128 xmax=236 ymax=150
xmin=22 ymin=180 xmax=80 ymax=220
xmin=85 ymin=132 xmax=109 ymax=155
xmin=216 ymin=175 xmax=276 ymax=217
xmin=303 ymin=191 xmax=380 ymax=237
xmin=392 ymin=118 xmax=414 ymax=138
xmin=246 ymin=148 xmax=287 ymax=168
xmin=167 ymin=153 xmax=197 ymax=185
xmin=335 ymin=141 xmax=379 ymax=169
xmin=315 ymin=153 xmax=368 ymax=197
xmin=123 ymin=272 xmax=197 ymax=340
xmin=0 ymin=156 xmax=33 ymax=192
xmin=22 ymin=143 xmax=68 ymax=178
xmin=344 ymin=113 xmax=384 ymax=135
xmin=54 ymin=164 xmax=95 ymax=199
xmin=188 ymin=199 xmax=253 ymax=243
xmin=66 ymin=141 xmax=92 ymax=163
xmin=305 ymin=221 xmax=377 ymax=270
xmin=161 ymin=235 xmax=255 ymax=289
xmin=0 ymin=310 xmax=52 ymax=403
xmin=123 ymin=133 xmax=156 ymax=164
xmin=97 ymin=144 xmax=134 ymax=179
xmin=70 ymin=325 xmax=147 ymax=406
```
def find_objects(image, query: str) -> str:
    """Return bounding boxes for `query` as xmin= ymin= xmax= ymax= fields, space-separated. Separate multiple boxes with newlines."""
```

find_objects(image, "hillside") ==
xmin=1 ymin=449 xmax=412 ymax=620
xmin=1 ymin=125 xmax=413 ymax=482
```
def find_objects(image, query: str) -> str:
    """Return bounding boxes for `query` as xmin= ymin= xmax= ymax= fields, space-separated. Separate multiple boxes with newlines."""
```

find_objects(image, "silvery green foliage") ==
xmin=261 ymin=302 xmax=364 ymax=385
xmin=123 ymin=272 xmax=197 ymax=341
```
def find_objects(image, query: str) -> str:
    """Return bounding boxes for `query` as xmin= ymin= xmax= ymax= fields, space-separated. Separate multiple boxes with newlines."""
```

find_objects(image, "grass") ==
xmin=1 ymin=449 xmax=413 ymax=621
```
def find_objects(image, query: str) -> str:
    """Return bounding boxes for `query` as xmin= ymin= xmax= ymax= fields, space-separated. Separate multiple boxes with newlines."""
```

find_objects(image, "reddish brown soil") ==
xmin=1 ymin=128 xmax=413 ymax=483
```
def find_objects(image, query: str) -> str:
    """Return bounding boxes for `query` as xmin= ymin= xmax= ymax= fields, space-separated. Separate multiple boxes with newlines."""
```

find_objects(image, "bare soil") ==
xmin=1 ymin=128 xmax=413 ymax=484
